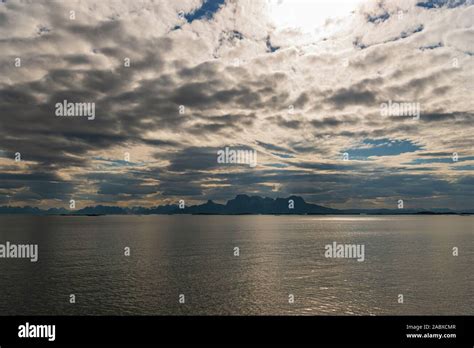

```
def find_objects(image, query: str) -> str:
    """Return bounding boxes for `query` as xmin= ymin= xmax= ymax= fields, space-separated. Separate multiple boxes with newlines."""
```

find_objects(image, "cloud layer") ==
xmin=0 ymin=0 xmax=473 ymax=209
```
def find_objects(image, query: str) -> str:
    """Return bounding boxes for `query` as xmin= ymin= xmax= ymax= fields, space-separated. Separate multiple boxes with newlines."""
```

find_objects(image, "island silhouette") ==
xmin=0 ymin=194 xmax=471 ymax=215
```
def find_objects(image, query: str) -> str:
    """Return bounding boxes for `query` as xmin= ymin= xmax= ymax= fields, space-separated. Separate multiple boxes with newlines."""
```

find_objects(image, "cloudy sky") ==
xmin=0 ymin=0 xmax=473 ymax=210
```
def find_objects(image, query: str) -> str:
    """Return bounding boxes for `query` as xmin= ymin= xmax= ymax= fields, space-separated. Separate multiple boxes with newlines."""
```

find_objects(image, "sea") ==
xmin=0 ymin=215 xmax=472 ymax=315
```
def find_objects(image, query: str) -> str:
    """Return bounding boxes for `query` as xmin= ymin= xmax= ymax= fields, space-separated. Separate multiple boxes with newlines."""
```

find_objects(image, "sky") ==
xmin=0 ymin=0 xmax=473 ymax=210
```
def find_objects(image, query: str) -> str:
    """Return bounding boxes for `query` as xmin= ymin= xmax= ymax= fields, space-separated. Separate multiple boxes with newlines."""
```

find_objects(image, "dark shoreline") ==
xmin=0 ymin=212 xmax=471 ymax=216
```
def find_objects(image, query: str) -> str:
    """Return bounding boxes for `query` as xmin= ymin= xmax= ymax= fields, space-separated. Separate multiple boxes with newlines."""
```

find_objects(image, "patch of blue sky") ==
xmin=452 ymin=165 xmax=474 ymax=170
xmin=266 ymin=36 xmax=280 ymax=53
xmin=93 ymin=157 xmax=143 ymax=167
xmin=367 ymin=12 xmax=390 ymax=23
xmin=406 ymin=156 xmax=474 ymax=165
xmin=344 ymin=138 xmax=421 ymax=160
xmin=185 ymin=0 xmax=226 ymax=23
xmin=271 ymin=152 xmax=294 ymax=159
xmin=266 ymin=163 xmax=290 ymax=168
xmin=416 ymin=0 xmax=473 ymax=9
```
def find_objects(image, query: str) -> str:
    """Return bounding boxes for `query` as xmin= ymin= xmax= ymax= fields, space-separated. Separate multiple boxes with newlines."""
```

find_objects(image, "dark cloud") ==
xmin=327 ymin=88 xmax=377 ymax=108
xmin=420 ymin=112 xmax=473 ymax=123
xmin=268 ymin=115 xmax=302 ymax=129
xmin=310 ymin=116 xmax=359 ymax=128
xmin=164 ymin=146 xmax=222 ymax=172
xmin=0 ymin=172 xmax=75 ymax=200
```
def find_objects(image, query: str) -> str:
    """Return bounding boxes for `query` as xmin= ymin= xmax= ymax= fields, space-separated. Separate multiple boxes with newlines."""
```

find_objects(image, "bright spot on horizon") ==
xmin=267 ymin=0 xmax=365 ymax=34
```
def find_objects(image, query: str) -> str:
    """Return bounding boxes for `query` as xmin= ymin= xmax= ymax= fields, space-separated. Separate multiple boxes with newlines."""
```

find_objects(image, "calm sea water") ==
xmin=0 ymin=215 xmax=472 ymax=315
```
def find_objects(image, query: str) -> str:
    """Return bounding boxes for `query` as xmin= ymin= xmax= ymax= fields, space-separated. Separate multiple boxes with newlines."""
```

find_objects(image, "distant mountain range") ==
xmin=0 ymin=194 xmax=472 ymax=215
